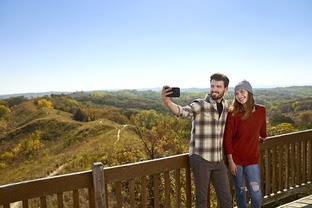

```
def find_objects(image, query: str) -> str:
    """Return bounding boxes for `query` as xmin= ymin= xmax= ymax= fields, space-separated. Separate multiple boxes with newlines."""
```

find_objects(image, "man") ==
xmin=161 ymin=73 xmax=232 ymax=208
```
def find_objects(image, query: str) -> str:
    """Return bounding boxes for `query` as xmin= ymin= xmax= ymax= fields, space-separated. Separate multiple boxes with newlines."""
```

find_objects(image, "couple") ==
xmin=161 ymin=73 xmax=267 ymax=208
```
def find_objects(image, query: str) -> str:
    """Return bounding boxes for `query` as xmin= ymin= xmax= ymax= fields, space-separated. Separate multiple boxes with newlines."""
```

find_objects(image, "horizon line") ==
xmin=1 ymin=85 xmax=311 ymax=97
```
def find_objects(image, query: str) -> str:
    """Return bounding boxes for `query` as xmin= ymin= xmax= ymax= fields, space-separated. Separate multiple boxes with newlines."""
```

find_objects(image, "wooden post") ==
xmin=92 ymin=162 xmax=107 ymax=208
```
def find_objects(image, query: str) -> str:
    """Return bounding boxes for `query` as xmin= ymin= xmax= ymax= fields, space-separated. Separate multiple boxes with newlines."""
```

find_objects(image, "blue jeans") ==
xmin=232 ymin=164 xmax=262 ymax=208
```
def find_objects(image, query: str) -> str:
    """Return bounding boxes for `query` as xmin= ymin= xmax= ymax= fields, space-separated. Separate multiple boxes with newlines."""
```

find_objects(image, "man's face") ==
xmin=210 ymin=80 xmax=228 ymax=101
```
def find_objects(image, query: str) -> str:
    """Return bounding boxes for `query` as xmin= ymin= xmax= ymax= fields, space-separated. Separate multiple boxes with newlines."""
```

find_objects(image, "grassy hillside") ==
xmin=0 ymin=101 xmax=146 ymax=185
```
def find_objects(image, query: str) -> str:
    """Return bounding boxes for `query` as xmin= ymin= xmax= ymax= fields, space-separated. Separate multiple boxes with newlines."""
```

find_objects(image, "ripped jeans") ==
xmin=232 ymin=164 xmax=262 ymax=208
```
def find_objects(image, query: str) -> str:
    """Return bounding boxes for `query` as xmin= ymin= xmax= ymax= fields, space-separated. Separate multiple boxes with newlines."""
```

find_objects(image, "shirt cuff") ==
xmin=176 ymin=105 xmax=182 ymax=117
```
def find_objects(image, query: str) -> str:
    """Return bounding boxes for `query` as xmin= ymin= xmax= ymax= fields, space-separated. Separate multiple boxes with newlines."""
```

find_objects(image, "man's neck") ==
xmin=214 ymin=98 xmax=223 ymax=103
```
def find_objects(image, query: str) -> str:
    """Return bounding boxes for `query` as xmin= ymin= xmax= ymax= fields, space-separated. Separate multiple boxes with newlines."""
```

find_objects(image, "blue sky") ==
xmin=0 ymin=0 xmax=311 ymax=95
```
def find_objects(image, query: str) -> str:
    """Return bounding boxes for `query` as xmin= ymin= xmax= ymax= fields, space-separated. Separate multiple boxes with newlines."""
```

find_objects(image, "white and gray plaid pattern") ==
xmin=178 ymin=95 xmax=229 ymax=162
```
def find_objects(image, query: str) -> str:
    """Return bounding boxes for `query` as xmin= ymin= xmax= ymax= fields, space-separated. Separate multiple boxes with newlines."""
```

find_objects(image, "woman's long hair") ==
xmin=229 ymin=91 xmax=255 ymax=120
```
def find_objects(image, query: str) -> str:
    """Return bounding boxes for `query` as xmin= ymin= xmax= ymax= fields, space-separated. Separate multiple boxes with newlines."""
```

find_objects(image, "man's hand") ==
xmin=162 ymin=85 xmax=172 ymax=105
xmin=161 ymin=86 xmax=180 ymax=115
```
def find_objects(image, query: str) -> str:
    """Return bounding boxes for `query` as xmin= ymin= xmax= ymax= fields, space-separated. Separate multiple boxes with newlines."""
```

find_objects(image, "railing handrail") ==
xmin=103 ymin=153 xmax=189 ymax=183
xmin=0 ymin=170 xmax=92 ymax=204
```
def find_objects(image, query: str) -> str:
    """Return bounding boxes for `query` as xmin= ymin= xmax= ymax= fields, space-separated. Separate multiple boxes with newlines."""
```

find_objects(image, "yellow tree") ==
xmin=267 ymin=123 xmax=298 ymax=136
xmin=37 ymin=99 xmax=53 ymax=109
xmin=0 ymin=105 xmax=11 ymax=120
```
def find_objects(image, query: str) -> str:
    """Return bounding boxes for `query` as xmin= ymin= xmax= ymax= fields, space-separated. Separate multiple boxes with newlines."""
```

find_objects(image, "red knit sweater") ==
xmin=223 ymin=104 xmax=267 ymax=166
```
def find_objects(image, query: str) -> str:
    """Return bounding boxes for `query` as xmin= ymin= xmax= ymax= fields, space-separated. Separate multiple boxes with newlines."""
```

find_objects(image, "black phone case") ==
xmin=167 ymin=87 xmax=180 ymax=97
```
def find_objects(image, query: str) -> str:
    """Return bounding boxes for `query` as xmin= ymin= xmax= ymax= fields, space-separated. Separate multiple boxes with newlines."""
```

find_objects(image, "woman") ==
xmin=223 ymin=80 xmax=267 ymax=208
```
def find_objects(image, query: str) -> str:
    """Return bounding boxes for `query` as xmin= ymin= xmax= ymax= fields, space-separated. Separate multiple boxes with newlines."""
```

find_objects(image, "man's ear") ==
xmin=224 ymin=87 xmax=229 ymax=92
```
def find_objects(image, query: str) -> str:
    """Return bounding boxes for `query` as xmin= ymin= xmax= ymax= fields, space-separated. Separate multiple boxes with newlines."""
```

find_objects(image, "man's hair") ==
xmin=210 ymin=73 xmax=229 ymax=87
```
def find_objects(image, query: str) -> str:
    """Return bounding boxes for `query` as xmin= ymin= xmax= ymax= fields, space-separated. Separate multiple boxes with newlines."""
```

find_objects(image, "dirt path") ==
xmin=115 ymin=124 xmax=128 ymax=144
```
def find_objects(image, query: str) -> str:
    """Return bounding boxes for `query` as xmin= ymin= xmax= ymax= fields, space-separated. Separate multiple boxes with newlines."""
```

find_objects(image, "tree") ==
xmin=52 ymin=96 xmax=80 ymax=113
xmin=130 ymin=110 xmax=160 ymax=159
xmin=73 ymin=108 xmax=87 ymax=122
xmin=37 ymin=99 xmax=53 ymax=109
xmin=267 ymin=123 xmax=297 ymax=136
xmin=130 ymin=110 xmax=188 ymax=159
xmin=0 ymin=105 xmax=11 ymax=120
xmin=297 ymin=111 xmax=312 ymax=129
xmin=6 ymin=96 xmax=28 ymax=107
xmin=269 ymin=113 xmax=294 ymax=125
xmin=11 ymin=130 xmax=44 ymax=159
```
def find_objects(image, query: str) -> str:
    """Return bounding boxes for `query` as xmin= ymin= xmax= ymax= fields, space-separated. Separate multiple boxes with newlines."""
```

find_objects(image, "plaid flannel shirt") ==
xmin=177 ymin=94 xmax=229 ymax=162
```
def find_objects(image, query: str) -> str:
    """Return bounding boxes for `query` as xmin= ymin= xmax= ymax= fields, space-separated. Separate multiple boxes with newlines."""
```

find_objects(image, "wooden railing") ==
xmin=259 ymin=129 xmax=312 ymax=204
xmin=0 ymin=129 xmax=311 ymax=207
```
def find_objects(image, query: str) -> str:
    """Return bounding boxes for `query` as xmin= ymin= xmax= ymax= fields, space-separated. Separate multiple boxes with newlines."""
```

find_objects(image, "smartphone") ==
xmin=165 ymin=87 xmax=180 ymax=97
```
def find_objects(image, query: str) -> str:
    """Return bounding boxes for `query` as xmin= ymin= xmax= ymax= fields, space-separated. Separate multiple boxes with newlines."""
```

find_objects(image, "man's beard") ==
xmin=210 ymin=91 xmax=225 ymax=100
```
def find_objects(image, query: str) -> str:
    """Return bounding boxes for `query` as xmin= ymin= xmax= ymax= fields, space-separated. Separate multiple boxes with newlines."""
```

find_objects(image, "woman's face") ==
xmin=235 ymin=89 xmax=249 ymax=105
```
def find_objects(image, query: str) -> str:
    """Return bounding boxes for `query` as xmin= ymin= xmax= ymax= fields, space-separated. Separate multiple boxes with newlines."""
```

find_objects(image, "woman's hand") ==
xmin=229 ymin=161 xmax=238 ymax=176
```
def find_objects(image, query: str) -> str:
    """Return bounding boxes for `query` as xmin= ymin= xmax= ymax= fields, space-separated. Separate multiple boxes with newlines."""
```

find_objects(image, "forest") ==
xmin=0 ymin=86 xmax=311 ymax=207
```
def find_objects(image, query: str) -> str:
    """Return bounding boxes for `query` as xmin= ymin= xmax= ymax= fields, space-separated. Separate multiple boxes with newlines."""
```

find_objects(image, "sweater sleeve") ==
xmin=259 ymin=107 xmax=267 ymax=138
xmin=223 ymin=112 xmax=235 ymax=154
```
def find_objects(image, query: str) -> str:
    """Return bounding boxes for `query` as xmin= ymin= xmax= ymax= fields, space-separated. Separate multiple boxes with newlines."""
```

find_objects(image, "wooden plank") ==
xmin=175 ymin=169 xmax=181 ymax=208
xmin=73 ymin=190 xmax=79 ymax=208
xmin=265 ymin=149 xmax=270 ymax=196
xmin=115 ymin=181 xmax=122 ymax=208
xmin=0 ymin=170 xmax=92 ymax=204
xmin=259 ymin=150 xmax=264 ymax=195
xmin=88 ymin=187 xmax=95 ymax=208
xmin=22 ymin=199 xmax=29 ymax=208
xmin=302 ymin=140 xmax=307 ymax=183
xmin=185 ymin=166 xmax=192 ymax=208
xmin=308 ymin=140 xmax=312 ymax=182
xmin=153 ymin=174 xmax=160 ymax=208
xmin=290 ymin=143 xmax=295 ymax=187
xmin=164 ymin=171 xmax=170 ymax=207
xmin=285 ymin=144 xmax=289 ymax=189
xmin=272 ymin=146 xmax=277 ymax=193
xmin=40 ymin=196 xmax=47 ymax=208
xmin=57 ymin=193 xmax=64 ymax=208
xmin=296 ymin=142 xmax=301 ymax=185
xmin=104 ymin=154 xmax=189 ymax=183
xmin=92 ymin=162 xmax=106 ymax=208
xmin=129 ymin=179 xmax=135 ymax=208
xmin=141 ymin=176 xmax=148 ymax=208
xmin=105 ymin=184 xmax=109 ymax=208
xmin=278 ymin=146 xmax=283 ymax=192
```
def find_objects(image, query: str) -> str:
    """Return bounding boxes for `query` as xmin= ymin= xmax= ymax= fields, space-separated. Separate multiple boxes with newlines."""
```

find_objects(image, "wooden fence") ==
xmin=260 ymin=129 xmax=312 ymax=204
xmin=0 ymin=129 xmax=311 ymax=207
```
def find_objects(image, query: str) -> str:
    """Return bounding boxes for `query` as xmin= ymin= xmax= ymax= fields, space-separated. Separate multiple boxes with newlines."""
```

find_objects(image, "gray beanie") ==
xmin=234 ymin=80 xmax=253 ymax=94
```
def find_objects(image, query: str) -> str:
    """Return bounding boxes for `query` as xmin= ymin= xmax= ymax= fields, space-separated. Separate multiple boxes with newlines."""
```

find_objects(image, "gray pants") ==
xmin=189 ymin=154 xmax=232 ymax=208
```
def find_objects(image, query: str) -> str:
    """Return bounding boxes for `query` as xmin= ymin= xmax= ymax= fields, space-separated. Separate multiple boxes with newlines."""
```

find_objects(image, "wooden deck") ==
xmin=277 ymin=195 xmax=312 ymax=207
